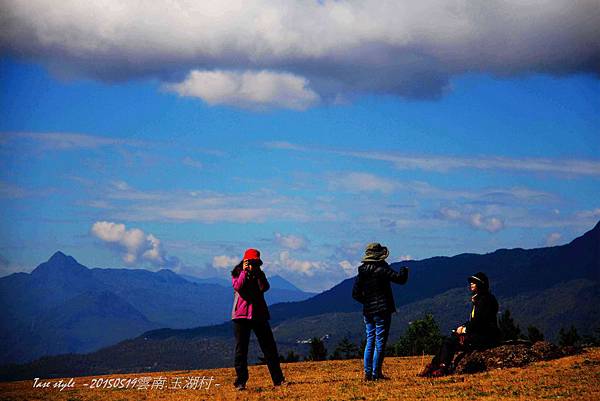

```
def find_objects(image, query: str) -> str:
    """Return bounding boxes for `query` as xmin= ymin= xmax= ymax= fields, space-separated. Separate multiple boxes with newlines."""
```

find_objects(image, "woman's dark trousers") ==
xmin=432 ymin=335 xmax=461 ymax=368
xmin=233 ymin=319 xmax=284 ymax=386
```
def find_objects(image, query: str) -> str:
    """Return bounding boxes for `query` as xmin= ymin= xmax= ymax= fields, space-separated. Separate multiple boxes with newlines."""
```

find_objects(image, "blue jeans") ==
xmin=363 ymin=313 xmax=391 ymax=378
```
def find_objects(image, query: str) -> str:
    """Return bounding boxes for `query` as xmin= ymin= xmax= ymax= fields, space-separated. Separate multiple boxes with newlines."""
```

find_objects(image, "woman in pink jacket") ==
xmin=231 ymin=248 xmax=285 ymax=390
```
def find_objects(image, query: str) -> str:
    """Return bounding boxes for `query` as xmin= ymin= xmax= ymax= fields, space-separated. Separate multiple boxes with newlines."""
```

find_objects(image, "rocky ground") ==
xmin=454 ymin=340 xmax=581 ymax=373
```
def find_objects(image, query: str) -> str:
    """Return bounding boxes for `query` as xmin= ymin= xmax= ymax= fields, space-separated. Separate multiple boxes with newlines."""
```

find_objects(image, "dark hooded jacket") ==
xmin=352 ymin=261 xmax=408 ymax=317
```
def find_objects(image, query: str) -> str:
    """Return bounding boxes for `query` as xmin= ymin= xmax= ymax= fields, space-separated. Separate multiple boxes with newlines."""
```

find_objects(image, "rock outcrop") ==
xmin=453 ymin=341 xmax=581 ymax=374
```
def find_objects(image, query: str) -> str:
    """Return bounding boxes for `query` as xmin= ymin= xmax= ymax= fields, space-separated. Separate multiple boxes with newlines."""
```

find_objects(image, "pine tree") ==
xmin=499 ymin=310 xmax=521 ymax=341
xmin=558 ymin=325 xmax=580 ymax=346
xmin=307 ymin=337 xmax=327 ymax=361
xmin=330 ymin=337 xmax=360 ymax=360
xmin=526 ymin=325 xmax=545 ymax=343
xmin=282 ymin=350 xmax=300 ymax=363
xmin=393 ymin=314 xmax=442 ymax=356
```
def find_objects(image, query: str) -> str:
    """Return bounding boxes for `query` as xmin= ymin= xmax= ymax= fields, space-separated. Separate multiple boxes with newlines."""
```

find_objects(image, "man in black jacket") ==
xmin=352 ymin=243 xmax=409 ymax=381
xmin=419 ymin=271 xmax=501 ymax=377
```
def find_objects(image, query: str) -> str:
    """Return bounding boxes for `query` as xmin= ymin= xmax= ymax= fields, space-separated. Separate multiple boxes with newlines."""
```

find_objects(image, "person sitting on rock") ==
xmin=419 ymin=271 xmax=501 ymax=377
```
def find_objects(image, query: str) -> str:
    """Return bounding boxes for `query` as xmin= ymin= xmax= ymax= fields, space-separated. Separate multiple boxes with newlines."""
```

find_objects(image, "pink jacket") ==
xmin=231 ymin=268 xmax=271 ymax=320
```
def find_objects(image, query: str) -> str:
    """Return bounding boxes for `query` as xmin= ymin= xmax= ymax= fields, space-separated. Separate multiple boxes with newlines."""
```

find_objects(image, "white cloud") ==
xmin=212 ymin=255 xmax=239 ymax=269
xmin=142 ymin=234 xmax=165 ymax=264
xmin=545 ymin=232 xmax=562 ymax=246
xmin=0 ymin=132 xmax=138 ymax=150
xmin=438 ymin=208 xmax=505 ymax=233
xmin=90 ymin=183 xmax=320 ymax=224
xmin=271 ymin=143 xmax=600 ymax=177
xmin=165 ymin=70 xmax=319 ymax=110
xmin=275 ymin=251 xmax=324 ymax=277
xmin=328 ymin=172 xmax=397 ymax=193
xmin=439 ymin=207 xmax=462 ymax=220
xmin=350 ymin=153 xmax=600 ymax=177
xmin=2 ymin=1 xmax=598 ymax=104
xmin=339 ymin=260 xmax=356 ymax=276
xmin=398 ymin=255 xmax=413 ymax=262
xmin=469 ymin=213 xmax=504 ymax=233
xmin=576 ymin=208 xmax=600 ymax=219
xmin=91 ymin=221 xmax=172 ymax=267
xmin=274 ymin=232 xmax=308 ymax=250
xmin=111 ymin=180 xmax=131 ymax=191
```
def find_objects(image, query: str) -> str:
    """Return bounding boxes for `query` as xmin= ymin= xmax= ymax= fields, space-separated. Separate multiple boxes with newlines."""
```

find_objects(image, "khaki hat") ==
xmin=361 ymin=242 xmax=389 ymax=262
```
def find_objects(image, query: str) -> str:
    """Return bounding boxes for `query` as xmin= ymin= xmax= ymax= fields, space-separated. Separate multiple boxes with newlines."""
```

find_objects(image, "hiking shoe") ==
xmin=274 ymin=377 xmax=286 ymax=386
xmin=234 ymin=382 xmax=246 ymax=391
xmin=429 ymin=364 xmax=449 ymax=378
xmin=418 ymin=363 xmax=435 ymax=377
xmin=364 ymin=373 xmax=374 ymax=381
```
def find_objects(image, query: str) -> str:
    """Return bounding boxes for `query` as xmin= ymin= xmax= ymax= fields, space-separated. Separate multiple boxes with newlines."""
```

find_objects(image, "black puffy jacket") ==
xmin=352 ymin=261 xmax=408 ymax=317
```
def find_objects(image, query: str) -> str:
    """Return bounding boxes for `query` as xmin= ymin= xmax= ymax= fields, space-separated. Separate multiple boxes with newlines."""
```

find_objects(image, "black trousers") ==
xmin=233 ymin=319 xmax=284 ymax=385
xmin=432 ymin=333 xmax=497 ymax=368
xmin=433 ymin=335 xmax=462 ymax=367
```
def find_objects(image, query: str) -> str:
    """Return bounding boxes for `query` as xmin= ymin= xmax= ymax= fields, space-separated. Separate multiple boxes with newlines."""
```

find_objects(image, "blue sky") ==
xmin=1 ymin=1 xmax=599 ymax=291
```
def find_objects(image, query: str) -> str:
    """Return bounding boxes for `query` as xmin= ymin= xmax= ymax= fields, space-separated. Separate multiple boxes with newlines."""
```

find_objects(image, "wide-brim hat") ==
xmin=468 ymin=272 xmax=489 ymax=289
xmin=361 ymin=242 xmax=389 ymax=262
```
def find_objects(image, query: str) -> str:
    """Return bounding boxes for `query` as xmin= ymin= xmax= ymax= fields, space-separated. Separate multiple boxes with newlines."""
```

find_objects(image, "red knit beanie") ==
xmin=243 ymin=248 xmax=262 ymax=263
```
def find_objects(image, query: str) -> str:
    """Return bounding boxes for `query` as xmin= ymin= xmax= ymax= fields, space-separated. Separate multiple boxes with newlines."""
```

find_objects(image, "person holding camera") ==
xmin=352 ymin=242 xmax=409 ymax=381
xmin=231 ymin=248 xmax=285 ymax=390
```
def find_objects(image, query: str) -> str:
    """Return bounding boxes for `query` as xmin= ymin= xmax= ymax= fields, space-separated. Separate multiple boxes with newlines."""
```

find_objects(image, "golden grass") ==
xmin=1 ymin=348 xmax=599 ymax=401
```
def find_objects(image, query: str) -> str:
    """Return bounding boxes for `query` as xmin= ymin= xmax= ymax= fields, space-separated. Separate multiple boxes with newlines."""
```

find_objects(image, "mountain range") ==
xmin=0 ymin=221 xmax=598 ymax=381
xmin=0 ymin=253 xmax=313 ymax=366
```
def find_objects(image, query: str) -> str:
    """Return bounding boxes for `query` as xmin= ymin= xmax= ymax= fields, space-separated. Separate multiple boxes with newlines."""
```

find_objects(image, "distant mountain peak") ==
xmin=48 ymin=251 xmax=73 ymax=263
xmin=31 ymin=251 xmax=89 ymax=277
xmin=568 ymin=219 xmax=600 ymax=247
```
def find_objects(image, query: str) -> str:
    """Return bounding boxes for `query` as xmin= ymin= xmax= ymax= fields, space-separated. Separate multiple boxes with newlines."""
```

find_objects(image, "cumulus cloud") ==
xmin=438 ymin=207 xmax=505 ymax=233
xmin=274 ymin=232 xmax=308 ymax=250
xmin=2 ymin=1 xmax=598 ymax=107
xmin=275 ymin=251 xmax=325 ymax=277
xmin=165 ymin=70 xmax=319 ymax=110
xmin=338 ymin=260 xmax=356 ymax=276
xmin=212 ymin=255 xmax=240 ymax=269
xmin=91 ymin=221 xmax=178 ymax=267
xmin=469 ymin=213 xmax=504 ymax=233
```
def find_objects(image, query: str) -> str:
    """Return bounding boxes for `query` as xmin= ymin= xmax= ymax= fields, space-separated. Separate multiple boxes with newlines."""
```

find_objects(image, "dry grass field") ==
xmin=1 ymin=348 xmax=599 ymax=401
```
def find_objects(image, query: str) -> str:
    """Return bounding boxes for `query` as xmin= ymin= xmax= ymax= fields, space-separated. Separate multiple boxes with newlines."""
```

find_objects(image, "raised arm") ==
xmin=378 ymin=265 xmax=408 ymax=284
xmin=232 ymin=269 xmax=250 ymax=292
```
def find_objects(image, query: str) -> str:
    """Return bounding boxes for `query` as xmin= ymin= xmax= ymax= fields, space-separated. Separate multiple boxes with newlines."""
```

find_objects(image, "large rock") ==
xmin=454 ymin=341 xmax=581 ymax=374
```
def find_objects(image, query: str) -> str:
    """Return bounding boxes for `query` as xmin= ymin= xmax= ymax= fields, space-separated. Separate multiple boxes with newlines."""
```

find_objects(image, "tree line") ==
xmin=268 ymin=311 xmax=600 ymax=363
